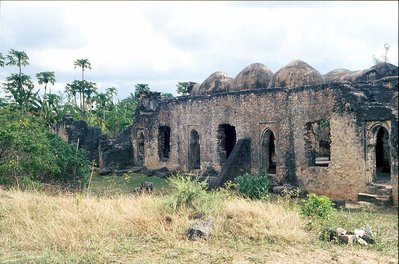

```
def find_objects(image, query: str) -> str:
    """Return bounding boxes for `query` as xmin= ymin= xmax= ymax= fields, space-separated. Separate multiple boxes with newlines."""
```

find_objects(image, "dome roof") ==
xmin=189 ymin=83 xmax=201 ymax=96
xmin=231 ymin=63 xmax=274 ymax=91
xmin=324 ymin=68 xmax=352 ymax=83
xmin=268 ymin=60 xmax=325 ymax=88
xmin=331 ymin=63 xmax=398 ymax=83
xmin=199 ymin=72 xmax=232 ymax=95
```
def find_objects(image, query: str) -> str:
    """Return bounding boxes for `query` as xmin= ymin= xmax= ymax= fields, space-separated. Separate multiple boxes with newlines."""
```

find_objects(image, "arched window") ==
xmin=158 ymin=126 xmax=171 ymax=160
xmin=260 ymin=130 xmax=276 ymax=174
xmin=137 ymin=132 xmax=145 ymax=165
xmin=189 ymin=130 xmax=201 ymax=170
xmin=217 ymin=124 xmax=236 ymax=165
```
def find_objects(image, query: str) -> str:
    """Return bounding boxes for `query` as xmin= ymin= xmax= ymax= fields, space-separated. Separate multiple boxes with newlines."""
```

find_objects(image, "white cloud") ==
xmin=0 ymin=1 xmax=397 ymax=98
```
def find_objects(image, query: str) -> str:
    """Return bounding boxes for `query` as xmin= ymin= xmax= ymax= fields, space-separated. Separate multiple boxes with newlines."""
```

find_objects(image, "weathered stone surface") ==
xmin=272 ymin=184 xmax=296 ymax=195
xmin=57 ymin=116 xmax=101 ymax=163
xmin=354 ymin=228 xmax=365 ymax=239
xmin=357 ymin=238 xmax=368 ymax=246
xmin=186 ymin=220 xmax=213 ymax=240
xmin=131 ymin=62 xmax=398 ymax=206
xmin=324 ymin=69 xmax=352 ymax=83
xmin=331 ymin=199 xmax=346 ymax=208
xmin=338 ymin=234 xmax=357 ymax=245
xmin=268 ymin=60 xmax=325 ymax=88
xmin=336 ymin=228 xmax=347 ymax=237
xmin=360 ymin=225 xmax=376 ymax=244
xmin=99 ymin=125 xmax=133 ymax=171
xmin=198 ymin=72 xmax=233 ymax=95
xmin=231 ymin=63 xmax=274 ymax=91
xmin=215 ymin=138 xmax=251 ymax=187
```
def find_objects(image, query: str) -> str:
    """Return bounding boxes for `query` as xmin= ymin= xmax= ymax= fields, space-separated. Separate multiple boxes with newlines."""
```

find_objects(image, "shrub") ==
xmin=167 ymin=174 xmax=208 ymax=209
xmin=235 ymin=172 xmax=271 ymax=199
xmin=0 ymin=108 xmax=89 ymax=188
xmin=166 ymin=174 xmax=226 ymax=214
xmin=300 ymin=193 xmax=336 ymax=219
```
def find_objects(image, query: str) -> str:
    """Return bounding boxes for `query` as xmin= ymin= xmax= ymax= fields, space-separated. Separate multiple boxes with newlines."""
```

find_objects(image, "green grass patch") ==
xmin=89 ymin=172 xmax=171 ymax=196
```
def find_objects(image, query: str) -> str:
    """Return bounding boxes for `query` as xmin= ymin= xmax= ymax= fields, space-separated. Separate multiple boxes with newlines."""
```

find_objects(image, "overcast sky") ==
xmin=0 ymin=1 xmax=397 ymax=99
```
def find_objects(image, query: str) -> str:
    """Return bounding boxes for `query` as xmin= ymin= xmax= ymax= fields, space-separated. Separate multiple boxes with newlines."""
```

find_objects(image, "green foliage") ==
xmin=0 ymin=52 xmax=5 ymax=67
xmin=2 ymin=73 xmax=38 ymax=112
xmin=161 ymin=92 xmax=174 ymax=100
xmin=176 ymin=81 xmax=191 ymax=95
xmin=235 ymin=172 xmax=271 ymax=199
xmin=0 ymin=108 xmax=89 ymax=188
xmin=167 ymin=174 xmax=208 ymax=209
xmin=36 ymin=71 xmax=56 ymax=94
xmin=134 ymin=83 xmax=150 ymax=96
xmin=166 ymin=174 xmax=226 ymax=214
xmin=6 ymin=49 xmax=29 ymax=72
xmin=300 ymin=193 xmax=336 ymax=219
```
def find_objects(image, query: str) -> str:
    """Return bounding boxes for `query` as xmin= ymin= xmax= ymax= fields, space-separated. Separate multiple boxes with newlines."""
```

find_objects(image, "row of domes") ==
xmin=189 ymin=60 xmax=398 ymax=96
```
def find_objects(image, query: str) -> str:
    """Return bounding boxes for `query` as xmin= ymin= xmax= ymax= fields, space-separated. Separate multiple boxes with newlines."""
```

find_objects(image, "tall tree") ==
xmin=36 ymin=71 xmax=56 ymax=96
xmin=176 ymin=81 xmax=191 ymax=95
xmin=74 ymin=59 xmax=92 ymax=109
xmin=134 ymin=83 xmax=150 ymax=96
xmin=0 ymin=52 xmax=5 ymax=67
xmin=65 ymin=81 xmax=79 ymax=106
xmin=3 ymin=73 xmax=37 ymax=112
xmin=4 ymin=50 xmax=34 ymax=112
xmin=106 ymin=86 xmax=117 ymax=104
xmin=6 ymin=49 xmax=29 ymax=76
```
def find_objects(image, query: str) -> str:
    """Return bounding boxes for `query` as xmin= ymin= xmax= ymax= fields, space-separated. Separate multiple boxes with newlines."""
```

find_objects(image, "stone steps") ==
xmin=367 ymin=183 xmax=392 ymax=196
xmin=357 ymin=193 xmax=393 ymax=207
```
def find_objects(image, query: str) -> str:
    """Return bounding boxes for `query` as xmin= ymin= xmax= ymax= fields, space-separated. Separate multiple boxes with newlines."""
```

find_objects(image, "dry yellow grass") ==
xmin=0 ymin=190 xmax=397 ymax=263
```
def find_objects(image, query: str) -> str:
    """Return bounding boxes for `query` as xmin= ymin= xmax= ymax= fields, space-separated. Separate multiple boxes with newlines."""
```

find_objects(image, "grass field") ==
xmin=0 ymin=173 xmax=397 ymax=264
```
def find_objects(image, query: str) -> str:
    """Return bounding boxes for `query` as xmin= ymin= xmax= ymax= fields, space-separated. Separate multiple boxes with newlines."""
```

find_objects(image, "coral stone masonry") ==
xmin=61 ymin=60 xmax=399 ymax=206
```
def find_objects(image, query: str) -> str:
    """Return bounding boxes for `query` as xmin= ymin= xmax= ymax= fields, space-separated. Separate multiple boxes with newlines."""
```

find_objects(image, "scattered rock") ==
xmin=165 ymin=216 xmax=173 ymax=224
xmin=357 ymin=238 xmax=368 ymax=246
xmin=336 ymin=228 xmax=347 ymax=236
xmin=331 ymin=199 xmax=346 ymax=209
xmin=272 ymin=184 xmax=296 ymax=195
xmin=186 ymin=220 xmax=213 ymax=240
xmin=354 ymin=228 xmax=365 ymax=239
xmin=360 ymin=225 xmax=375 ymax=244
xmin=338 ymin=234 xmax=356 ymax=245
xmin=99 ymin=167 xmax=112 ymax=175
xmin=135 ymin=181 xmax=154 ymax=195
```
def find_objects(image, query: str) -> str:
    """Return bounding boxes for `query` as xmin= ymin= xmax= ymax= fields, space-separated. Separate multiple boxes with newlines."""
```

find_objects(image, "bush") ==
xmin=166 ymin=174 xmax=227 ymax=214
xmin=0 ymin=108 xmax=89 ymax=188
xmin=167 ymin=174 xmax=208 ymax=209
xmin=300 ymin=193 xmax=336 ymax=219
xmin=235 ymin=172 xmax=271 ymax=199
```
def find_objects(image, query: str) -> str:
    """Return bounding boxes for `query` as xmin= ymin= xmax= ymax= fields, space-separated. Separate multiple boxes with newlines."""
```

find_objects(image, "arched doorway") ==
xmin=375 ymin=126 xmax=390 ymax=181
xmin=189 ymin=130 xmax=200 ymax=170
xmin=137 ymin=132 xmax=145 ymax=165
xmin=260 ymin=130 xmax=276 ymax=175
xmin=217 ymin=124 xmax=236 ymax=165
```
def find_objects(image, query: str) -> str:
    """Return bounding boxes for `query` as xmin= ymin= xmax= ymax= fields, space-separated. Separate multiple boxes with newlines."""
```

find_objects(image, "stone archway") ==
xmin=217 ymin=124 xmax=237 ymax=165
xmin=260 ymin=129 xmax=276 ymax=175
xmin=375 ymin=127 xmax=390 ymax=180
xmin=366 ymin=123 xmax=391 ymax=183
xmin=189 ymin=129 xmax=201 ymax=170
xmin=137 ymin=132 xmax=145 ymax=165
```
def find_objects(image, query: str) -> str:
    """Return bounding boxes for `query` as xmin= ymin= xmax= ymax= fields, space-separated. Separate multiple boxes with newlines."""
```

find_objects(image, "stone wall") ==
xmin=132 ymin=78 xmax=398 ymax=205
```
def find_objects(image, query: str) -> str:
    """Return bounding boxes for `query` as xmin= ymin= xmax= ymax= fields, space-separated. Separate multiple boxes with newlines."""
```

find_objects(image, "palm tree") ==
xmin=3 ymin=73 xmax=36 ymax=112
xmin=65 ymin=81 xmax=79 ymax=107
xmin=0 ymin=53 xmax=5 ymax=67
xmin=106 ymin=87 xmax=117 ymax=104
xmin=83 ymin=81 xmax=97 ymax=110
xmin=36 ymin=71 xmax=56 ymax=96
xmin=74 ymin=59 xmax=92 ymax=110
xmin=6 ymin=49 xmax=29 ymax=76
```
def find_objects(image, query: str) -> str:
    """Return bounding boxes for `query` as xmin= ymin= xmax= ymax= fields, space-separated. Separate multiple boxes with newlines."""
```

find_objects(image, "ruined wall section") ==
xmin=132 ymin=79 xmax=397 ymax=204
